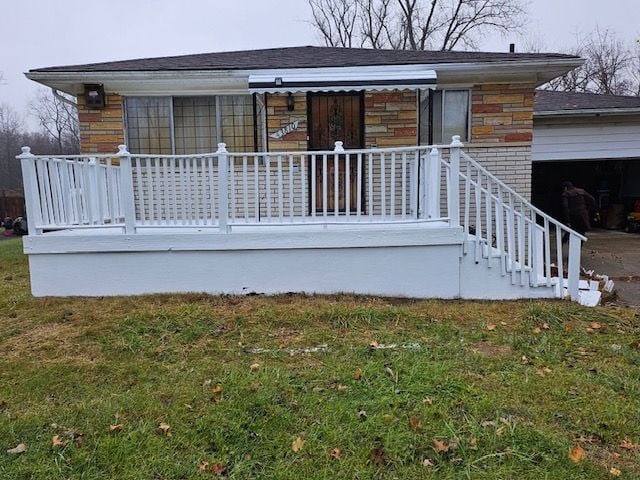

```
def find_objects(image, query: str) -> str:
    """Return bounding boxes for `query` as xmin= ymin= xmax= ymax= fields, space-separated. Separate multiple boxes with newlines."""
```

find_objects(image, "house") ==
xmin=19 ymin=46 xmax=588 ymax=301
xmin=532 ymin=90 xmax=640 ymax=228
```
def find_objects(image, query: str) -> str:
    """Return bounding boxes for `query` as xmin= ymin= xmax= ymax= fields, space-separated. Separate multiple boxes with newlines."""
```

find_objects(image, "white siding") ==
xmin=532 ymin=119 xmax=640 ymax=162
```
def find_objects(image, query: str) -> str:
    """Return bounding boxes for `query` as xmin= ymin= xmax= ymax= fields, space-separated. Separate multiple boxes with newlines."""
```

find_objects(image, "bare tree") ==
xmin=308 ymin=0 xmax=527 ymax=50
xmin=29 ymin=88 xmax=79 ymax=154
xmin=0 ymin=104 xmax=25 ymax=191
xmin=545 ymin=28 xmax=638 ymax=96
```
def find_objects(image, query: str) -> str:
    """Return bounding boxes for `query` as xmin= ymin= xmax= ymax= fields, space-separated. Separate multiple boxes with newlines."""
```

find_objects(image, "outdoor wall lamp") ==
xmin=287 ymin=93 xmax=295 ymax=111
xmin=84 ymin=84 xmax=105 ymax=109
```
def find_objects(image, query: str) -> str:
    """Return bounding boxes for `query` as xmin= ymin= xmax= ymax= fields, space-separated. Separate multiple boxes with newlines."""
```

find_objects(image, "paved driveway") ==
xmin=582 ymin=229 xmax=640 ymax=307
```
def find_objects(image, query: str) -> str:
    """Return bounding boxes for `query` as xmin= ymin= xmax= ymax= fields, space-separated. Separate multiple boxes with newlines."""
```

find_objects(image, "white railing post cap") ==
xmin=117 ymin=144 xmax=130 ymax=155
xmin=216 ymin=142 xmax=228 ymax=153
xmin=334 ymin=141 xmax=344 ymax=152
xmin=450 ymin=135 xmax=463 ymax=147
xmin=18 ymin=146 xmax=34 ymax=158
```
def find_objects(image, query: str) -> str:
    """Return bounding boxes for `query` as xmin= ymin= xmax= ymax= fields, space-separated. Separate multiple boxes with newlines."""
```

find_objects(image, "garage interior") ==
xmin=532 ymin=158 xmax=640 ymax=231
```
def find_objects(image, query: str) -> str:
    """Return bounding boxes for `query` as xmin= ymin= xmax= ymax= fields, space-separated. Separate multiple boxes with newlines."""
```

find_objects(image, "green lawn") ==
xmin=1 ymin=238 xmax=639 ymax=479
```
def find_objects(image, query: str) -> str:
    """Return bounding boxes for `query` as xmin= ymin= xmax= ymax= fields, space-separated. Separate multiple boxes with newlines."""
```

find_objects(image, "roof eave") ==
xmin=26 ymin=57 xmax=584 ymax=96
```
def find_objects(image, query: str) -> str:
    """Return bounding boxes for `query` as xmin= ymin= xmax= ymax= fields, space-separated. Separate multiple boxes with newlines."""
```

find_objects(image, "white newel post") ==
xmin=425 ymin=147 xmax=441 ymax=219
xmin=448 ymin=135 xmax=462 ymax=227
xmin=16 ymin=146 xmax=42 ymax=235
xmin=217 ymin=143 xmax=229 ymax=233
xmin=333 ymin=141 xmax=345 ymax=152
xmin=117 ymin=145 xmax=136 ymax=234
xmin=567 ymin=233 xmax=581 ymax=300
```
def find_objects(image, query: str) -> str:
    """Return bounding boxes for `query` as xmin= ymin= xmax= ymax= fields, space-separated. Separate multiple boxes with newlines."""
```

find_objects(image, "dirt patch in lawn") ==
xmin=0 ymin=321 xmax=102 ymax=364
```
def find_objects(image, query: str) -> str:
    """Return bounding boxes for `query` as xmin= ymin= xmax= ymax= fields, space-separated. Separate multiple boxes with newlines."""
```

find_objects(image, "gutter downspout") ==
xmin=51 ymin=88 xmax=77 ymax=108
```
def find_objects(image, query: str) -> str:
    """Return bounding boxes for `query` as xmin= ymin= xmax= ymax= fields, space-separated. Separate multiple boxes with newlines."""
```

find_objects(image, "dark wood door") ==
xmin=308 ymin=93 xmax=363 ymax=213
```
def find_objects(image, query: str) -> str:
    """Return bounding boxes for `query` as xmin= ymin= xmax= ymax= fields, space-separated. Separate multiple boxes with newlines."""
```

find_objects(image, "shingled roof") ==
xmin=30 ymin=46 xmax=580 ymax=73
xmin=535 ymin=89 xmax=640 ymax=113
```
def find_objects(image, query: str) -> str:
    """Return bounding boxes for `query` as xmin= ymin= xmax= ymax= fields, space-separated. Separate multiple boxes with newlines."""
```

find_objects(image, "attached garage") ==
xmin=532 ymin=90 xmax=640 ymax=230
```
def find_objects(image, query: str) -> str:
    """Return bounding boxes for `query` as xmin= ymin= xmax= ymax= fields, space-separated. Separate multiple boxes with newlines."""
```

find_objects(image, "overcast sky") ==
xmin=1 ymin=0 xmax=639 ymax=129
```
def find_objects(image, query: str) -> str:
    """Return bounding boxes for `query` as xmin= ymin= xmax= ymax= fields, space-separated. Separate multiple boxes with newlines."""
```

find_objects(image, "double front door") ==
xmin=308 ymin=93 xmax=364 ymax=213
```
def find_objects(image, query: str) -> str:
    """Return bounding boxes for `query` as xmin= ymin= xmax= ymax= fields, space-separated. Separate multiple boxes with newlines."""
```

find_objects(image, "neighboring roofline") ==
xmin=534 ymin=107 xmax=640 ymax=117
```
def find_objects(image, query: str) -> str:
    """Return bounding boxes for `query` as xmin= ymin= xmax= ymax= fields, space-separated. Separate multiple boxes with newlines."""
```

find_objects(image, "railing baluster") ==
xmin=495 ymin=185 xmax=506 ymax=276
xmin=334 ymin=152 xmax=339 ymax=219
xmin=230 ymin=156 xmax=236 ymax=224
xmin=322 ymin=154 xmax=328 ymax=221
xmin=171 ymin=157 xmax=178 ymax=225
xmin=463 ymin=161 xmax=471 ymax=253
xmin=301 ymin=155 xmax=307 ymax=221
xmin=277 ymin=155 xmax=283 ymax=222
xmin=555 ymin=223 xmax=564 ymax=298
xmin=357 ymin=153 xmax=362 ymax=218
xmin=475 ymin=170 xmax=482 ymax=264
xmin=243 ymin=156 xmax=249 ymax=223
xmin=288 ymin=154 xmax=294 ymax=221
xmin=265 ymin=156 xmax=272 ymax=221
xmin=507 ymin=194 xmax=516 ymax=284
xmin=368 ymin=152 xmax=373 ymax=220
xmin=381 ymin=152 xmax=386 ymax=220
xmin=517 ymin=204 xmax=526 ymax=287
xmin=485 ymin=177 xmax=492 ymax=267
xmin=345 ymin=153 xmax=351 ymax=219
xmin=217 ymin=144 xmax=229 ymax=233
xmin=401 ymin=152 xmax=407 ymax=218
xmin=253 ymin=155 xmax=259 ymax=223
xmin=311 ymin=154 xmax=317 ymax=220
xmin=390 ymin=152 xmax=395 ymax=220
xmin=544 ymin=217 xmax=551 ymax=287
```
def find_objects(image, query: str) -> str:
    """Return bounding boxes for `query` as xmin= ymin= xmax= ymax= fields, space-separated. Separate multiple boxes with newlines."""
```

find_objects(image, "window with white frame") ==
xmin=124 ymin=95 xmax=261 ymax=154
xmin=419 ymin=89 xmax=470 ymax=145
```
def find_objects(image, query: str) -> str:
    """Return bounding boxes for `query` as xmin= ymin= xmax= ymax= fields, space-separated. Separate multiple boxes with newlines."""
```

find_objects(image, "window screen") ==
xmin=173 ymin=97 xmax=217 ymax=154
xmin=124 ymin=97 xmax=172 ymax=154
xmin=125 ymin=95 xmax=258 ymax=154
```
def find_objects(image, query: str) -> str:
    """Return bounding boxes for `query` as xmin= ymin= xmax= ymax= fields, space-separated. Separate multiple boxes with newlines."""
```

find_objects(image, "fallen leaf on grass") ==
xmin=590 ymin=322 xmax=602 ymax=330
xmin=157 ymin=422 xmax=171 ymax=436
xmin=249 ymin=363 xmax=261 ymax=371
xmin=358 ymin=410 xmax=368 ymax=421
xmin=564 ymin=323 xmax=575 ymax=333
xmin=370 ymin=446 xmax=387 ymax=466
xmin=433 ymin=439 xmax=449 ymax=453
xmin=369 ymin=340 xmax=379 ymax=350
xmin=52 ymin=435 xmax=67 ymax=448
xmin=620 ymin=439 xmax=636 ymax=450
xmin=423 ymin=397 xmax=433 ymax=405
xmin=569 ymin=445 xmax=587 ymax=463
xmin=409 ymin=416 xmax=422 ymax=431
xmin=109 ymin=424 xmax=123 ymax=433
xmin=210 ymin=463 xmax=226 ymax=476
xmin=542 ymin=323 xmax=550 ymax=329
xmin=354 ymin=368 xmax=363 ymax=380
xmin=199 ymin=461 xmax=210 ymax=471
xmin=532 ymin=327 xmax=542 ymax=334
xmin=336 ymin=384 xmax=349 ymax=392
xmin=422 ymin=458 xmax=434 ymax=467
xmin=610 ymin=467 xmax=622 ymax=477
xmin=536 ymin=367 xmax=553 ymax=377
xmin=292 ymin=437 xmax=305 ymax=452
xmin=486 ymin=323 xmax=496 ymax=331
xmin=330 ymin=448 xmax=341 ymax=460
xmin=7 ymin=443 xmax=27 ymax=454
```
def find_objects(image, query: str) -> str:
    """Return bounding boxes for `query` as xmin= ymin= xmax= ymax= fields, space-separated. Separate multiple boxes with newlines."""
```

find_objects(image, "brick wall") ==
xmin=265 ymin=93 xmax=308 ymax=152
xmin=364 ymin=91 xmax=417 ymax=148
xmin=77 ymin=94 xmax=125 ymax=154
xmin=471 ymin=84 xmax=535 ymax=144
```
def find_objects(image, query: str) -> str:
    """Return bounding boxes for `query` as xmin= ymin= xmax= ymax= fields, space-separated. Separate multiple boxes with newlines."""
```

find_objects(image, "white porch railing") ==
xmin=17 ymin=137 xmax=586 ymax=300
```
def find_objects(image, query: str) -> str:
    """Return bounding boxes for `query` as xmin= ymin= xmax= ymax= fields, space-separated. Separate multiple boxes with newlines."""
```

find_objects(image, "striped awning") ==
xmin=248 ymin=68 xmax=437 ymax=94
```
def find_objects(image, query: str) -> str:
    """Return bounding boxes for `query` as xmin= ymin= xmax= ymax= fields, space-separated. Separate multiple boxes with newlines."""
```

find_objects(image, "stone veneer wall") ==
xmin=468 ymin=83 xmax=535 ymax=199
xmin=364 ymin=91 xmax=417 ymax=148
xmin=265 ymin=93 xmax=308 ymax=152
xmin=77 ymin=93 xmax=125 ymax=154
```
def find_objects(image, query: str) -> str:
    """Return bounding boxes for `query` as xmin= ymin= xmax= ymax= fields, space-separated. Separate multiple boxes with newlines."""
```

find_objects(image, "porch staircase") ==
xmin=442 ymin=138 xmax=587 ymax=302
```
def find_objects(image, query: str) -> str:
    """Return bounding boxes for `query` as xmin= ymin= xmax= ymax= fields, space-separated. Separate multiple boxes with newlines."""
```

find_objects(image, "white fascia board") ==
xmin=25 ymin=57 xmax=584 ymax=96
